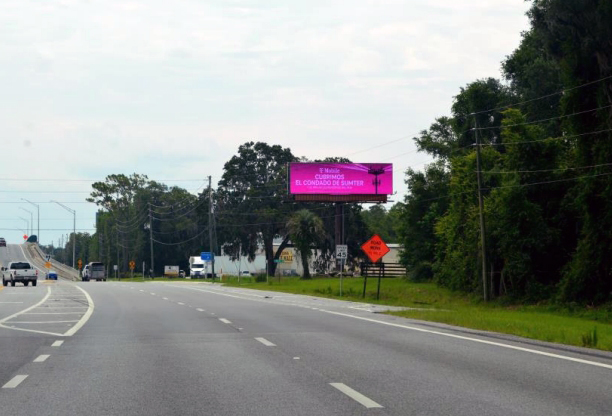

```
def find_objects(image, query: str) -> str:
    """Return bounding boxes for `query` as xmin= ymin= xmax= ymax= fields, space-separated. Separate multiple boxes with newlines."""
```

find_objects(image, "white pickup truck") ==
xmin=2 ymin=261 xmax=38 ymax=287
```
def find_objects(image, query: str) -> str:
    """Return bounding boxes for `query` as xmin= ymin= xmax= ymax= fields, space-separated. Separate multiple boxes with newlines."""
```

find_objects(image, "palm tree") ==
xmin=286 ymin=209 xmax=325 ymax=279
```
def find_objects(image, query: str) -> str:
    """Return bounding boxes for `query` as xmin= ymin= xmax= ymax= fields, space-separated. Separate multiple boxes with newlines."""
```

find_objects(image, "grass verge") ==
xmin=222 ymin=276 xmax=612 ymax=352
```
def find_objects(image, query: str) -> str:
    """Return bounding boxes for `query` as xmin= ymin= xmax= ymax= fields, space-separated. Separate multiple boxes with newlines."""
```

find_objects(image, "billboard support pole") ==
xmin=335 ymin=203 xmax=342 ymax=272
xmin=377 ymin=261 xmax=383 ymax=300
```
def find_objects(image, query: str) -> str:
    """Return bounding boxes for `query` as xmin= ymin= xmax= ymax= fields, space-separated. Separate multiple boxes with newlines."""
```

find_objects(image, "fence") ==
xmin=360 ymin=262 xmax=407 ymax=278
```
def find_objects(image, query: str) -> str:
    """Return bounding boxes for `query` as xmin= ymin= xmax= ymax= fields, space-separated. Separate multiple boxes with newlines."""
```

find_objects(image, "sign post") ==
xmin=360 ymin=235 xmax=390 ymax=299
xmin=336 ymin=244 xmax=348 ymax=296
xmin=113 ymin=264 xmax=118 ymax=280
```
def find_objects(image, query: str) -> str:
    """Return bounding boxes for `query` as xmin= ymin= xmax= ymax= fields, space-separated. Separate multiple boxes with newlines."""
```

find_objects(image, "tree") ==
xmin=527 ymin=0 xmax=612 ymax=303
xmin=286 ymin=210 xmax=325 ymax=279
xmin=361 ymin=204 xmax=400 ymax=243
xmin=216 ymin=142 xmax=298 ymax=276
xmin=396 ymin=161 xmax=450 ymax=281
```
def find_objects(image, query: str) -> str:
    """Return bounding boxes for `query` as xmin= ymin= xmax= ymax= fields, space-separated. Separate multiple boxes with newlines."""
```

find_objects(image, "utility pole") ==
xmin=208 ymin=176 xmax=215 ymax=279
xmin=473 ymin=118 xmax=490 ymax=301
xmin=149 ymin=204 xmax=154 ymax=278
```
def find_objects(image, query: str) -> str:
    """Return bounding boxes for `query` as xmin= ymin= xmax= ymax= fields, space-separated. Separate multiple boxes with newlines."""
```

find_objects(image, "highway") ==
xmin=1 ymin=246 xmax=612 ymax=415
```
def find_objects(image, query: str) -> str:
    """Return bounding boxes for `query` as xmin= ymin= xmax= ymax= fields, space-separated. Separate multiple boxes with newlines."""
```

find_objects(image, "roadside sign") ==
xmin=336 ymin=244 xmax=348 ymax=260
xmin=45 ymin=261 xmax=52 ymax=269
xmin=274 ymin=259 xmax=284 ymax=264
xmin=23 ymin=234 xmax=28 ymax=240
xmin=200 ymin=252 xmax=213 ymax=262
xmin=77 ymin=259 xmax=83 ymax=269
xmin=360 ymin=234 xmax=390 ymax=264
xmin=129 ymin=261 xmax=136 ymax=271
xmin=113 ymin=265 xmax=118 ymax=271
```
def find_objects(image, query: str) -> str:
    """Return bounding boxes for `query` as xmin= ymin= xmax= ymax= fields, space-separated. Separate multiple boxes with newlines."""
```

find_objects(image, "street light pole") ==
xmin=18 ymin=217 xmax=30 ymax=236
xmin=22 ymin=199 xmax=40 ymax=244
xmin=51 ymin=201 xmax=76 ymax=269
xmin=19 ymin=208 xmax=33 ymax=236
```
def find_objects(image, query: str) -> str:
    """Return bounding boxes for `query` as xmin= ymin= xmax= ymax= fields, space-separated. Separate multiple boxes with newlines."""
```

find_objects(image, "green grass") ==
xmin=222 ymin=276 xmax=612 ymax=351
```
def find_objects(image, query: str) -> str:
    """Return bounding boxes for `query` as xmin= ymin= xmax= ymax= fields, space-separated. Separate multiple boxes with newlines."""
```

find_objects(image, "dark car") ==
xmin=0 ymin=238 xmax=6 ymax=247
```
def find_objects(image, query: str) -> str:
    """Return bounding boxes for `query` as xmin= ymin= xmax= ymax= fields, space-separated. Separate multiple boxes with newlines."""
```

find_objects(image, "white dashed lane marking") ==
xmin=196 ymin=308 xmax=205 ymax=312
xmin=2 ymin=375 xmax=28 ymax=389
xmin=52 ymin=340 xmax=64 ymax=347
xmin=219 ymin=318 xmax=232 ymax=324
xmin=329 ymin=383 xmax=383 ymax=409
xmin=255 ymin=337 xmax=276 ymax=347
xmin=33 ymin=355 xmax=50 ymax=363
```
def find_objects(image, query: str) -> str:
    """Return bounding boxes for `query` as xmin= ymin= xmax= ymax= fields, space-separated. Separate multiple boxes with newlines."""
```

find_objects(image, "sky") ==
xmin=0 ymin=0 xmax=530 ymax=246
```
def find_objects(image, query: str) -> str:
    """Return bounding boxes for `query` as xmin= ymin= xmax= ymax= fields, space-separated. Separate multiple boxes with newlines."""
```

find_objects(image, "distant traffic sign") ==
xmin=360 ymin=234 xmax=390 ymax=263
xmin=336 ymin=244 xmax=348 ymax=260
xmin=274 ymin=259 xmax=284 ymax=264
xmin=23 ymin=234 xmax=28 ymax=240
xmin=45 ymin=261 xmax=52 ymax=269
xmin=77 ymin=259 xmax=83 ymax=269
xmin=200 ymin=252 xmax=213 ymax=262
xmin=129 ymin=261 xmax=136 ymax=271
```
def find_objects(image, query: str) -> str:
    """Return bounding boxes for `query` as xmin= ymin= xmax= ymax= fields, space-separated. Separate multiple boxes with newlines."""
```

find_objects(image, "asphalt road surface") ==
xmin=1 ymin=256 xmax=612 ymax=415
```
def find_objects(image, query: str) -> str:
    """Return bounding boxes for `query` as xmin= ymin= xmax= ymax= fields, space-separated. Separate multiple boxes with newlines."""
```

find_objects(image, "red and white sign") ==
xmin=360 ymin=234 xmax=390 ymax=263
xmin=23 ymin=234 xmax=28 ymax=240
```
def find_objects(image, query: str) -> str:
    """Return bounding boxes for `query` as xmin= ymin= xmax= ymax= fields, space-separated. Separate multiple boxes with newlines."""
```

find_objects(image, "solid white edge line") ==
xmin=219 ymin=318 xmax=232 ymax=324
xmin=63 ymin=285 xmax=94 ymax=336
xmin=319 ymin=309 xmax=612 ymax=371
xmin=255 ymin=337 xmax=276 ymax=347
xmin=329 ymin=383 xmax=383 ymax=409
xmin=166 ymin=284 xmax=612 ymax=371
xmin=33 ymin=354 xmax=50 ymax=363
xmin=52 ymin=340 xmax=64 ymax=347
xmin=2 ymin=375 xmax=28 ymax=389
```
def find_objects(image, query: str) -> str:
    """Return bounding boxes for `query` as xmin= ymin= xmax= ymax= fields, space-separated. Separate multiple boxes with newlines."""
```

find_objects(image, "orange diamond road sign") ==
xmin=129 ymin=261 xmax=136 ymax=270
xmin=77 ymin=259 xmax=83 ymax=269
xmin=361 ymin=234 xmax=390 ymax=263
xmin=45 ymin=262 xmax=52 ymax=269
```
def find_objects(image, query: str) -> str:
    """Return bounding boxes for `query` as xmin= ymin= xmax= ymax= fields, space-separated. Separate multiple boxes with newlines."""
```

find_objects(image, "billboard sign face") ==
xmin=289 ymin=163 xmax=393 ymax=195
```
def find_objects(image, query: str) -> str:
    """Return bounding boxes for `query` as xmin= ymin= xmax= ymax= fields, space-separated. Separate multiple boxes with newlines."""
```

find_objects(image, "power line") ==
xmin=482 ymin=128 xmax=612 ymax=146
xmin=474 ymin=103 xmax=612 ymax=132
xmin=152 ymin=226 xmax=209 ymax=246
xmin=483 ymin=171 xmax=612 ymax=191
xmin=478 ymin=162 xmax=612 ymax=175
xmin=470 ymin=74 xmax=612 ymax=116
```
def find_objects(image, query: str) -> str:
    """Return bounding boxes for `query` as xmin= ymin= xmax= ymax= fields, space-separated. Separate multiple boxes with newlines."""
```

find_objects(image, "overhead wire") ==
xmin=469 ymin=74 xmax=612 ymax=116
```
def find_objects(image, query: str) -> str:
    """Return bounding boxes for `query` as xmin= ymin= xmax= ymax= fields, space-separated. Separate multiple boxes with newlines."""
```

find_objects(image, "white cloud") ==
xmin=0 ymin=0 xmax=530 ymax=244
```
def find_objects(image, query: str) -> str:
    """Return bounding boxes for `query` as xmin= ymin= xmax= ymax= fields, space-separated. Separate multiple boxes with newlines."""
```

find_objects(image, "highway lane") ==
xmin=1 ymin=281 xmax=611 ymax=415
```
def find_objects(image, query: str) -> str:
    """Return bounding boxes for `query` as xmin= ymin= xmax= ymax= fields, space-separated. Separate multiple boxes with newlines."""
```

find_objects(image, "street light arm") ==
xmin=50 ymin=200 xmax=75 ymax=214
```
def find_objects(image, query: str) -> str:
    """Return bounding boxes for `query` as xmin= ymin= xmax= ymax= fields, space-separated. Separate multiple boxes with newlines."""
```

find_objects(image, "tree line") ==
xmin=395 ymin=0 xmax=612 ymax=304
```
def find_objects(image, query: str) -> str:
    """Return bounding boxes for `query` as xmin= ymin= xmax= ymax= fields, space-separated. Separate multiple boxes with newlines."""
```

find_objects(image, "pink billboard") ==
xmin=289 ymin=163 xmax=393 ymax=195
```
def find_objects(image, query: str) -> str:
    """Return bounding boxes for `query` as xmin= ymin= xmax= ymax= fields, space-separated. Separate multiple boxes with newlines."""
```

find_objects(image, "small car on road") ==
xmin=46 ymin=270 xmax=58 ymax=280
